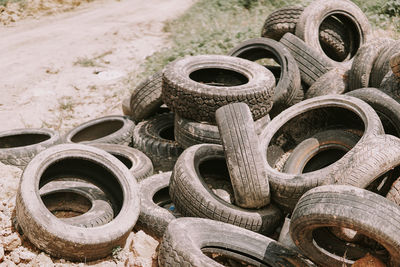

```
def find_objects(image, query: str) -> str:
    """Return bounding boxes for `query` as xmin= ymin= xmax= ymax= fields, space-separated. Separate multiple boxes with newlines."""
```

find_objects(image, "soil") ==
xmin=0 ymin=0 xmax=194 ymax=265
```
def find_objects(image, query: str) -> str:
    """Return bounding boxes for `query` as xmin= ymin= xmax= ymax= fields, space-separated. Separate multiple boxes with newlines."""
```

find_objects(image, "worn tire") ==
xmin=159 ymin=217 xmax=314 ymax=267
xmin=387 ymin=177 xmax=400 ymax=206
xmin=64 ymin=115 xmax=134 ymax=146
xmin=380 ymin=71 xmax=400 ymax=103
xmin=305 ymin=67 xmax=349 ymax=99
xmin=259 ymin=95 xmax=384 ymax=211
xmin=390 ymin=52 xmax=400 ymax=79
xmin=0 ymin=128 xmax=60 ymax=169
xmin=280 ymin=33 xmax=335 ymax=86
xmin=15 ymin=144 xmax=140 ymax=261
xmin=216 ymin=103 xmax=270 ymax=208
xmin=122 ymin=97 xmax=132 ymax=116
xmin=90 ymin=143 xmax=153 ymax=182
xmin=261 ymin=6 xmax=303 ymax=41
xmin=132 ymin=113 xmax=183 ymax=172
xmin=170 ymin=144 xmax=282 ymax=234
xmin=295 ymin=0 xmax=371 ymax=67
xmin=136 ymin=172 xmax=178 ymax=238
xmin=348 ymin=38 xmax=394 ymax=90
xmin=229 ymin=37 xmax=302 ymax=114
xmin=346 ymin=88 xmax=400 ymax=137
xmin=129 ymin=71 xmax=163 ymax=122
xmin=370 ymin=41 xmax=400 ymax=88
xmin=162 ymin=55 xmax=275 ymax=123
xmin=290 ymin=185 xmax=400 ymax=266
xmin=174 ymin=113 xmax=270 ymax=149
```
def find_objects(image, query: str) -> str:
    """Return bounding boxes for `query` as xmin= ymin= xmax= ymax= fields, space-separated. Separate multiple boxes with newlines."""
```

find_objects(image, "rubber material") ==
xmin=305 ymin=67 xmax=349 ymax=99
xmin=370 ymin=41 xmax=400 ymax=88
xmin=390 ymin=52 xmax=400 ymax=79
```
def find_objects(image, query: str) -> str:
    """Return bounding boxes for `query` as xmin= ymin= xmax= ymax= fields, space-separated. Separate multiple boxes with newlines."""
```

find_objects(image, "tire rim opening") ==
xmin=159 ymin=125 xmax=175 ymax=141
xmin=202 ymin=246 xmax=270 ymax=267
xmin=189 ymin=68 xmax=249 ymax=87
xmin=152 ymin=187 xmax=181 ymax=216
xmin=302 ymin=148 xmax=347 ymax=173
xmin=42 ymin=191 xmax=92 ymax=218
xmin=112 ymin=153 xmax=133 ymax=169
xmin=71 ymin=120 xmax=124 ymax=142
xmin=0 ymin=133 xmax=50 ymax=148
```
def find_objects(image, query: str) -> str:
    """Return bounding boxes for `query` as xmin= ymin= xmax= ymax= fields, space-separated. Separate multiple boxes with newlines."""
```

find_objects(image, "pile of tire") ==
xmin=2 ymin=0 xmax=400 ymax=265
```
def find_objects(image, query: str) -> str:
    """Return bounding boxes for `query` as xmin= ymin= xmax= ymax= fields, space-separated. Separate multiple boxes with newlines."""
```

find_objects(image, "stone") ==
xmin=0 ymin=246 xmax=4 ymax=262
xmin=31 ymin=253 xmax=53 ymax=267
xmin=3 ymin=233 xmax=21 ymax=251
xmin=9 ymin=250 xmax=20 ymax=264
xmin=130 ymin=231 xmax=158 ymax=259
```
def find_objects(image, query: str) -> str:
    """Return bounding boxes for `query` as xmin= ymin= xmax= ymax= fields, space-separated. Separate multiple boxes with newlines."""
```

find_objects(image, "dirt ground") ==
xmin=0 ymin=0 xmax=194 ymax=265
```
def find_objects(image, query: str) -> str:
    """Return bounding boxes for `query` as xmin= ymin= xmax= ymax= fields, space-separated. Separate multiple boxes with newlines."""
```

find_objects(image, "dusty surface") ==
xmin=0 ymin=0 xmax=194 ymax=265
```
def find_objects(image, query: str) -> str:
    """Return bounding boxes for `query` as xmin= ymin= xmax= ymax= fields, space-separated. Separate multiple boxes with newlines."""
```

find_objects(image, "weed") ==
xmin=74 ymin=50 xmax=113 ymax=67
xmin=58 ymin=96 xmax=75 ymax=112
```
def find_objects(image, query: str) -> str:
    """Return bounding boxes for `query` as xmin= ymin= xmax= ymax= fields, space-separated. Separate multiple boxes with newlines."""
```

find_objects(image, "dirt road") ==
xmin=0 ymin=0 xmax=194 ymax=132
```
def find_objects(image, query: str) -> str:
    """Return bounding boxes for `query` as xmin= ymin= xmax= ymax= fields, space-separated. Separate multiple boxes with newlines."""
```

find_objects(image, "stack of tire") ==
xmin=2 ymin=0 xmax=400 ymax=265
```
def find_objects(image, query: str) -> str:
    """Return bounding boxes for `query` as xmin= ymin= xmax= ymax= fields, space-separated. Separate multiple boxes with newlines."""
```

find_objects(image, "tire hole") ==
xmin=0 ymin=133 xmax=50 ymax=148
xmin=159 ymin=125 xmax=175 ymax=141
xmin=302 ymin=148 xmax=346 ymax=173
xmin=112 ymin=153 xmax=133 ymax=169
xmin=189 ymin=68 xmax=248 ymax=87
xmin=42 ymin=191 xmax=92 ymax=218
xmin=71 ymin=120 xmax=124 ymax=143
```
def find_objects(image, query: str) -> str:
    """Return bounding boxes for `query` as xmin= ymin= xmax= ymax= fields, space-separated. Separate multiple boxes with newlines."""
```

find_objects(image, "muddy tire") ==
xmin=159 ymin=217 xmax=314 ymax=267
xmin=132 ymin=113 xmax=183 ymax=172
xmin=174 ymin=113 xmax=270 ymax=148
xmin=39 ymin=180 xmax=114 ymax=228
xmin=370 ymin=41 xmax=400 ymax=88
xmin=162 ymin=55 xmax=275 ymax=123
xmin=136 ymin=172 xmax=178 ymax=238
xmin=169 ymin=144 xmax=282 ymax=234
xmin=215 ymin=103 xmax=270 ymax=208
xmin=280 ymin=33 xmax=334 ymax=86
xmin=346 ymin=88 xmax=400 ymax=137
xmin=348 ymin=38 xmax=394 ymax=90
xmin=390 ymin=52 xmax=400 ymax=79
xmin=129 ymin=71 xmax=163 ymax=122
xmin=90 ymin=143 xmax=153 ymax=182
xmin=259 ymin=95 xmax=384 ymax=211
xmin=64 ymin=115 xmax=134 ymax=146
xmin=290 ymin=185 xmax=400 ymax=266
xmin=0 ymin=128 xmax=60 ymax=169
xmin=229 ymin=37 xmax=302 ymax=114
xmin=305 ymin=67 xmax=349 ymax=99
xmin=15 ymin=144 xmax=140 ymax=261
xmin=295 ymin=0 xmax=371 ymax=67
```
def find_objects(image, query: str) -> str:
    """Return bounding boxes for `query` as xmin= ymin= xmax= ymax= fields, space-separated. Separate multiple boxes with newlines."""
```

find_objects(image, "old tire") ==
xmin=122 ymin=97 xmax=132 ymax=116
xmin=390 ymin=52 xmax=400 ymax=79
xmin=174 ymin=113 xmax=270 ymax=148
xmin=159 ymin=217 xmax=314 ymax=267
xmin=290 ymin=185 xmax=400 ymax=266
xmin=387 ymin=177 xmax=400 ymax=206
xmin=90 ymin=143 xmax=153 ymax=182
xmin=162 ymin=55 xmax=275 ymax=123
xmin=380 ymin=71 xmax=400 ymax=103
xmin=64 ymin=115 xmax=134 ymax=146
xmin=346 ymin=88 xmax=400 ymax=137
xmin=136 ymin=172 xmax=178 ymax=238
xmin=129 ymin=71 xmax=163 ymax=122
xmin=15 ymin=144 xmax=140 ymax=261
xmin=132 ymin=113 xmax=183 ymax=172
xmin=305 ymin=67 xmax=349 ymax=99
xmin=280 ymin=33 xmax=335 ymax=86
xmin=229 ymin=37 xmax=302 ymax=114
xmin=170 ymin=144 xmax=282 ymax=234
xmin=370 ymin=41 xmax=400 ymax=88
xmin=259 ymin=95 xmax=384 ymax=211
xmin=0 ymin=128 xmax=60 ymax=169
xmin=295 ymin=0 xmax=371 ymax=67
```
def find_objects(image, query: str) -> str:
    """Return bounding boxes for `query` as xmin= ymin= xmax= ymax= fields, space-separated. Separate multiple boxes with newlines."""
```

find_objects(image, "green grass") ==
xmin=0 ymin=0 xmax=23 ymax=6
xmin=127 ymin=0 xmax=399 ymax=90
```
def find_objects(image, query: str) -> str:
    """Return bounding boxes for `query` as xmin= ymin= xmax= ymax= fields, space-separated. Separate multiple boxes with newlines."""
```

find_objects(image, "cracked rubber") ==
xmin=15 ymin=144 xmax=140 ymax=261
xmin=162 ymin=55 xmax=275 ymax=123
xmin=216 ymin=103 xmax=270 ymax=209
xmin=305 ymin=67 xmax=349 ymax=99
xmin=159 ymin=217 xmax=315 ymax=267
xmin=290 ymin=185 xmax=400 ymax=266
xmin=64 ymin=115 xmax=134 ymax=146
xmin=0 ymin=128 xmax=60 ymax=169
xmin=169 ymin=144 xmax=282 ymax=234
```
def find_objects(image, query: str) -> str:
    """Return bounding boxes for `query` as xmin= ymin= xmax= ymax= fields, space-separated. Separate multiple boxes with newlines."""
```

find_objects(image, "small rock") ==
xmin=31 ymin=253 xmax=53 ymax=267
xmin=3 ymin=233 xmax=21 ymax=251
xmin=1 ymin=259 xmax=16 ymax=267
xmin=9 ymin=250 xmax=20 ymax=264
xmin=130 ymin=231 xmax=159 ymax=259
xmin=0 ymin=246 xmax=4 ymax=262
xmin=18 ymin=249 xmax=36 ymax=261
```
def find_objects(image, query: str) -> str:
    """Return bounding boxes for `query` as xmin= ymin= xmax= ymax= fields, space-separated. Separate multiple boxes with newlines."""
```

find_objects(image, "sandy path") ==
xmin=0 ymin=0 xmax=194 ymax=132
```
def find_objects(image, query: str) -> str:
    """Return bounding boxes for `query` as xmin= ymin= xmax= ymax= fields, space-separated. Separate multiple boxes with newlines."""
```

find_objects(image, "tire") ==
xmin=169 ymin=144 xmax=282 ymax=234
xmin=162 ymin=55 xmax=275 ymax=123
xmin=0 ymin=128 xmax=60 ymax=169
xmin=261 ymin=6 xmax=303 ymax=41
xmin=280 ymin=33 xmax=335 ymax=86
xmin=304 ymin=67 xmax=349 ymax=99
xmin=290 ymin=185 xmax=400 ymax=266
xmin=90 ymin=143 xmax=153 ymax=182
xmin=348 ymin=38 xmax=394 ymax=90
xmin=64 ymin=115 xmax=134 ymax=146
xmin=380 ymin=71 xmax=400 ymax=104
xmin=370 ymin=41 xmax=400 ymax=88
xmin=387 ymin=177 xmax=400 ymax=206
xmin=283 ymin=129 xmax=359 ymax=174
xmin=295 ymin=0 xmax=371 ymax=67
xmin=136 ymin=172 xmax=178 ymax=238
xmin=390 ymin=52 xmax=400 ymax=79
xmin=215 ymin=103 xmax=270 ymax=208
xmin=229 ymin=37 xmax=303 ymax=114
xmin=159 ymin=218 xmax=314 ymax=267
xmin=174 ymin=113 xmax=270 ymax=149
xmin=129 ymin=71 xmax=163 ymax=122
xmin=132 ymin=113 xmax=183 ymax=172
xmin=121 ymin=97 xmax=132 ymax=116
xmin=258 ymin=95 xmax=384 ymax=211
xmin=39 ymin=180 xmax=114 ymax=228
xmin=346 ymin=88 xmax=400 ymax=137
xmin=15 ymin=144 xmax=140 ymax=261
